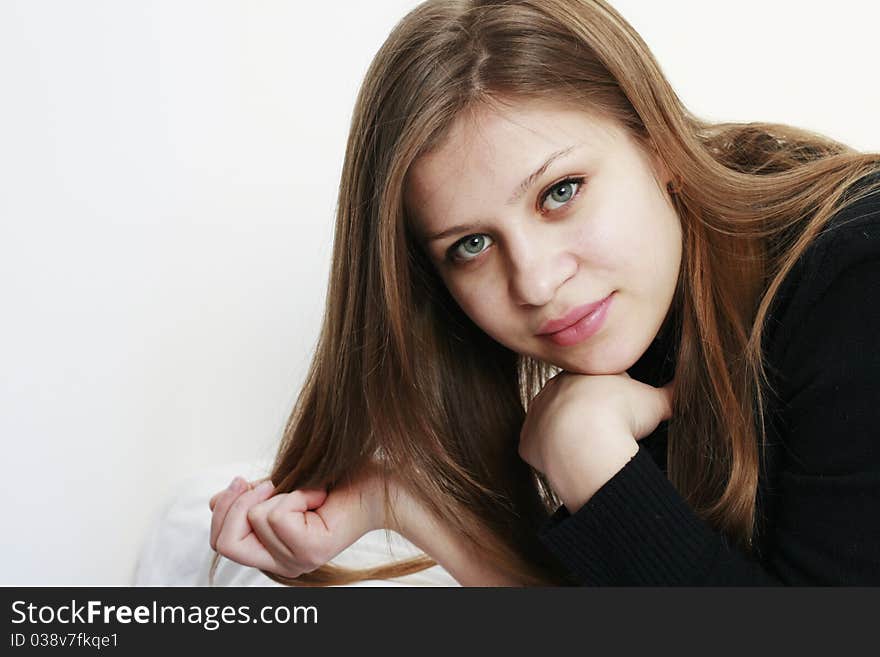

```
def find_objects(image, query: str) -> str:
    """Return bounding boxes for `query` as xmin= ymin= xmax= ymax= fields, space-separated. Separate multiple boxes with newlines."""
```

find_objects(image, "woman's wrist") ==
xmin=377 ymin=475 xmax=420 ymax=537
xmin=376 ymin=475 xmax=526 ymax=586
xmin=549 ymin=431 xmax=639 ymax=512
xmin=374 ymin=474 xmax=445 ymax=550
xmin=359 ymin=469 xmax=415 ymax=535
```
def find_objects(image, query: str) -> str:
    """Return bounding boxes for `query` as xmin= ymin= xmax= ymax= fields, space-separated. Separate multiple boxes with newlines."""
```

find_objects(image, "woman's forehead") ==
xmin=404 ymin=102 xmax=625 ymax=229
xmin=413 ymin=101 xmax=621 ymax=178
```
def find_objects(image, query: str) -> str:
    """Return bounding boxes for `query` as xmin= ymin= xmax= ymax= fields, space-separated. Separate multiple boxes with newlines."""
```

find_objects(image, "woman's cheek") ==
xmin=448 ymin=275 xmax=493 ymax=319
xmin=572 ymin=216 xmax=621 ymax=272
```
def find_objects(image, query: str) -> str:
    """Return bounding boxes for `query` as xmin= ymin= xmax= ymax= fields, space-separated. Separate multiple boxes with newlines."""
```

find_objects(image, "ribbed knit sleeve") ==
xmin=538 ymin=446 xmax=781 ymax=585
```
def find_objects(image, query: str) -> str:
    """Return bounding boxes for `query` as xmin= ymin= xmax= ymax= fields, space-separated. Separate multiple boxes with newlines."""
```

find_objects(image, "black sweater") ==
xmin=537 ymin=179 xmax=880 ymax=585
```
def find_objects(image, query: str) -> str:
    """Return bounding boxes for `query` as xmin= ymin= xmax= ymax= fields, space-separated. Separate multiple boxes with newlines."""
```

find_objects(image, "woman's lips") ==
xmin=537 ymin=292 xmax=614 ymax=347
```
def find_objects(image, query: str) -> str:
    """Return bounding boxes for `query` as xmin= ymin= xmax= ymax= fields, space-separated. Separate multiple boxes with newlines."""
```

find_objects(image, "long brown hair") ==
xmin=210 ymin=0 xmax=880 ymax=586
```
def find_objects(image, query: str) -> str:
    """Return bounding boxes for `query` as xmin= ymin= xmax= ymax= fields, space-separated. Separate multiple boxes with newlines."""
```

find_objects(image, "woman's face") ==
xmin=405 ymin=100 xmax=682 ymax=375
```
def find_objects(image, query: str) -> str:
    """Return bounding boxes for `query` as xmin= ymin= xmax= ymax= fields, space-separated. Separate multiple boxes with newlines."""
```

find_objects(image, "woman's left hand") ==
xmin=518 ymin=371 xmax=675 ymax=512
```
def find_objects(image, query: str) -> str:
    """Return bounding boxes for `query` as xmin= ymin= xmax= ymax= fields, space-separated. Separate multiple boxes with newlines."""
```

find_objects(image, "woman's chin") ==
xmin=539 ymin=347 xmax=641 ymax=376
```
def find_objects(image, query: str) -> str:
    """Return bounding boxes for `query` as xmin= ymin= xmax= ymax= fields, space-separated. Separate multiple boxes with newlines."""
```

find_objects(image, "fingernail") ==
xmin=256 ymin=480 xmax=274 ymax=494
xmin=228 ymin=477 xmax=242 ymax=491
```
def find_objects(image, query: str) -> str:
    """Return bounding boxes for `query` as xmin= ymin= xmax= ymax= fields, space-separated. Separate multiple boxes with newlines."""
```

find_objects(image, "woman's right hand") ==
xmin=208 ymin=467 xmax=387 ymax=578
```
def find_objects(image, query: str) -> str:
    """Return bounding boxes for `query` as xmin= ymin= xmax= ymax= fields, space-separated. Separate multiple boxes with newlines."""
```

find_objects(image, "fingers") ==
xmin=659 ymin=378 xmax=676 ymax=422
xmin=210 ymin=476 xmax=271 ymax=511
xmin=213 ymin=480 xmax=280 ymax=571
xmin=263 ymin=489 xmax=331 ymax=546
xmin=209 ymin=476 xmax=271 ymax=550
xmin=217 ymin=480 xmax=276 ymax=546
xmin=212 ymin=474 xmax=379 ymax=580
xmin=242 ymin=488 xmax=332 ymax=577
xmin=269 ymin=490 xmax=336 ymax=572
xmin=629 ymin=377 xmax=676 ymax=441
xmin=245 ymin=495 xmax=294 ymax=562
xmin=271 ymin=488 xmax=361 ymax=553
xmin=210 ymin=478 xmax=250 ymax=511
xmin=209 ymin=477 xmax=249 ymax=550
xmin=282 ymin=488 xmax=329 ymax=513
xmin=218 ymin=531 xmax=278 ymax=572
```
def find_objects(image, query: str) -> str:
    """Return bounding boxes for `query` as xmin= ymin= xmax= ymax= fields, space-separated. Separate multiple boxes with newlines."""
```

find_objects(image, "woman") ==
xmin=208 ymin=0 xmax=880 ymax=585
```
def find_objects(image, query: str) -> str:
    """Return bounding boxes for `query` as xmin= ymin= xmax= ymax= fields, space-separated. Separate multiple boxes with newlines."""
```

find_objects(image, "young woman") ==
xmin=208 ymin=0 xmax=880 ymax=586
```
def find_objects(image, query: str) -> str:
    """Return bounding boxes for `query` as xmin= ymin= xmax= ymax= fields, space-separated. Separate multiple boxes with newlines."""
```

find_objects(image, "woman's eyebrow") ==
xmin=506 ymin=145 xmax=576 ymax=204
xmin=424 ymin=145 xmax=577 ymax=244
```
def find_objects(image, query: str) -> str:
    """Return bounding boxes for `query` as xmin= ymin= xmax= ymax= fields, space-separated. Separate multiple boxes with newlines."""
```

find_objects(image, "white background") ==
xmin=1 ymin=1 xmax=877 ymax=585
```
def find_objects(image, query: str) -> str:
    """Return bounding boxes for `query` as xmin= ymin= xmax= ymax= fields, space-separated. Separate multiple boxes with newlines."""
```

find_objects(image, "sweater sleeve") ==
xmin=537 ymin=229 xmax=880 ymax=585
xmin=537 ymin=446 xmax=783 ymax=585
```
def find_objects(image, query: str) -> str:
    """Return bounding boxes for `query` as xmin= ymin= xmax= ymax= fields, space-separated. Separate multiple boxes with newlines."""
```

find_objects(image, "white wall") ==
xmin=1 ymin=0 xmax=876 ymax=585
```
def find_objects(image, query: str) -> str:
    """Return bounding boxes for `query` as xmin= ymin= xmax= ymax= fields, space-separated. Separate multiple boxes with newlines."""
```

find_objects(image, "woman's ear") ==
xmin=655 ymin=153 xmax=681 ymax=196
xmin=651 ymin=149 xmax=674 ymax=189
xmin=637 ymin=135 xmax=679 ymax=195
xmin=641 ymin=136 xmax=675 ymax=189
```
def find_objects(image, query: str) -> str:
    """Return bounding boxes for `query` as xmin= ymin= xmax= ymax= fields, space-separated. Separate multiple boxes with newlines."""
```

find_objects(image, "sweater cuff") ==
xmin=537 ymin=445 xmax=721 ymax=585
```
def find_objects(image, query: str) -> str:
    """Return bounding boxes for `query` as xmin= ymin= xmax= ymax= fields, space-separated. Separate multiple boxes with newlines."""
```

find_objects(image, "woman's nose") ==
xmin=507 ymin=239 xmax=575 ymax=308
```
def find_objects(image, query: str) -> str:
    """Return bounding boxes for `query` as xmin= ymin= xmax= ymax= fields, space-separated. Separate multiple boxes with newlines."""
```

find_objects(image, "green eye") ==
xmin=449 ymin=234 xmax=494 ymax=263
xmin=542 ymin=177 xmax=584 ymax=211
